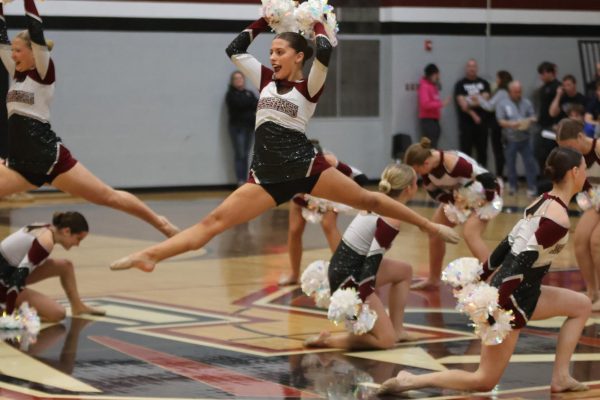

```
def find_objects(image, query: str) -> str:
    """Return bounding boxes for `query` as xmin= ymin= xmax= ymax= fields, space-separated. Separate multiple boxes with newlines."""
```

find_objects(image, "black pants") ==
xmin=459 ymin=118 xmax=488 ymax=167
xmin=533 ymin=128 xmax=557 ymax=174
xmin=420 ymin=118 xmax=441 ymax=148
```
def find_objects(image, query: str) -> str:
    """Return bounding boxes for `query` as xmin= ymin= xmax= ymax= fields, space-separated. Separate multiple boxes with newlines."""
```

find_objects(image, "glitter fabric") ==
xmin=7 ymin=114 xmax=61 ymax=175
xmin=250 ymin=121 xmax=321 ymax=183
xmin=328 ymin=241 xmax=364 ymax=293
xmin=0 ymin=10 xmax=9 ymax=45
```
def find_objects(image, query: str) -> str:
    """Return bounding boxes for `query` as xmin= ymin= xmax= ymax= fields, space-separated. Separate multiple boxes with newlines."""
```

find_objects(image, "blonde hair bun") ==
xmin=419 ymin=137 xmax=432 ymax=149
xmin=378 ymin=179 xmax=392 ymax=194
xmin=46 ymin=39 xmax=54 ymax=51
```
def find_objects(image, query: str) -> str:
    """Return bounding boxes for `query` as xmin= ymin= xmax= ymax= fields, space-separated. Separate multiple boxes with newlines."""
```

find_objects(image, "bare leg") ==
xmin=52 ymin=163 xmax=179 ymax=238
xmin=376 ymin=258 xmax=412 ymax=338
xmin=0 ymin=164 xmax=36 ymax=196
xmin=588 ymin=220 xmax=600 ymax=310
xmin=531 ymin=286 xmax=591 ymax=392
xmin=280 ymin=201 xmax=306 ymax=285
xmin=16 ymin=288 xmax=66 ymax=322
xmin=320 ymin=210 xmax=341 ymax=253
xmin=304 ymin=294 xmax=397 ymax=350
xmin=463 ymin=214 xmax=490 ymax=262
xmin=311 ymin=169 xmax=448 ymax=235
xmin=110 ymin=183 xmax=276 ymax=271
xmin=412 ymin=206 xmax=453 ymax=290
xmin=26 ymin=258 xmax=105 ymax=316
xmin=573 ymin=209 xmax=600 ymax=301
xmin=379 ymin=329 xmax=520 ymax=394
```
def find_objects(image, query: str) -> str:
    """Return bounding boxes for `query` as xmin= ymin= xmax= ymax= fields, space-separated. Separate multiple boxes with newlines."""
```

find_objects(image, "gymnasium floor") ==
xmin=0 ymin=188 xmax=599 ymax=400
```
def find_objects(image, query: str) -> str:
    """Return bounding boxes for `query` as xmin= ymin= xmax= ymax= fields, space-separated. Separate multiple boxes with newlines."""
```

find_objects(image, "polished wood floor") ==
xmin=0 ymin=188 xmax=599 ymax=400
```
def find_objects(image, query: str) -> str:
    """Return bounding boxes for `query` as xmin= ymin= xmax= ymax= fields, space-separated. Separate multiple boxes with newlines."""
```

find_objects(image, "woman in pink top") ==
xmin=418 ymin=64 xmax=450 ymax=148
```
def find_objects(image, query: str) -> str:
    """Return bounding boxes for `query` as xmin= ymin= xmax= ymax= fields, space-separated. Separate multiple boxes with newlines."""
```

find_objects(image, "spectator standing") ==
xmin=535 ymin=62 xmax=561 ymax=174
xmin=225 ymin=71 xmax=258 ymax=186
xmin=479 ymin=70 xmax=513 ymax=178
xmin=585 ymin=62 xmax=600 ymax=99
xmin=418 ymin=63 xmax=449 ymax=148
xmin=454 ymin=59 xmax=491 ymax=167
xmin=496 ymin=81 xmax=538 ymax=196
xmin=549 ymin=75 xmax=587 ymax=121
xmin=585 ymin=81 xmax=600 ymax=137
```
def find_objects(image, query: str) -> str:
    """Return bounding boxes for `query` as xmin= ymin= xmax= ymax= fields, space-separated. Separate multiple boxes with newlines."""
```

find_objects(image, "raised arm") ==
xmin=0 ymin=4 xmax=14 ymax=77
xmin=225 ymin=18 xmax=270 ymax=90
xmin=25 ymin=0 xmax=52 ymax=80
xmin=306 ymin=22 xmax=332 ymax=100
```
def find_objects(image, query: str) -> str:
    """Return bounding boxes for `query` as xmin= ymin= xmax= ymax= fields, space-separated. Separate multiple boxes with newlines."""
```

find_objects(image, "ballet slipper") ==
xmin=410 ymin=279 xmax=440 ymax=291
xmin=278 ymin=274 xmax=299 ymax=286
xmin=377 ymin=371 xmax=416 ymax=395
xmin=110 ymin=255 xmax=155 ymax=273
xmin=158 ymin=216 xmax=180 ymax=238
xmin=551 ymin=377 xmax=589 ymax=393
xmin=303 ymin=331 xmax=331 ymax=348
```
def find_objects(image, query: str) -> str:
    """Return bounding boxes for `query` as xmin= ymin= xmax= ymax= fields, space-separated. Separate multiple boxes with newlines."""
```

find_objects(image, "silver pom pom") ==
xmin=576 ymin=187 xmax=600 ymax=212
xmin=260 ymin=0 xmax=298 ymax=33
xmin=328 ymin=287 xmax=362 ymax=325
xmin=345 ymin=304 xmax=378 ymax=335
xmin=443 ymin=203 xmax=471 ymax=224
xmin=442 ymin=257 xmax=483 ymax=288
xmin=476 ymin=193 xmax=503 ymax=220
xmin=476 ymin=309 xmax=514 ymax=345
xmin=301 ymin=207 xmax=323 ymax=224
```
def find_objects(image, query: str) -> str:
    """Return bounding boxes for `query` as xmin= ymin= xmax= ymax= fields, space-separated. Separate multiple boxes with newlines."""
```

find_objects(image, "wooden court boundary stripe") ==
xmin=88 ymin=336 xmax=321 ymax=398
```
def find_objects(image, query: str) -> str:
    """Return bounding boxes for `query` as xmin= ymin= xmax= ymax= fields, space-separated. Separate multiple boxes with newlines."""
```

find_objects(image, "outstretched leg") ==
xmin=111 ymin=183 xmax=276 ymax=271
xmin=52 ymin=163 xmax=179 ymax=237
xmin=531 ymin=285 xmax=591 ymax=393
xmin=26 ymin=258 xmax=105 ymax=316
xmin=379 ymin=329 xmax=520 ymax=394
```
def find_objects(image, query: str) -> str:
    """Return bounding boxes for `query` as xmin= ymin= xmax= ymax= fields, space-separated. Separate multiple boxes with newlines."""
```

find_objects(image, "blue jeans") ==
xmin=505 ymin=139 xmax=537 ymax=191
xmin=228 ymin=125 xmax=253 ymax=183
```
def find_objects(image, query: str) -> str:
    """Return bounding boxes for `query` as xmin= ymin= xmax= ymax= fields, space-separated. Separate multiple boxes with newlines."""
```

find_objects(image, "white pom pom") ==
xmin=577 ymin=186 xmax=600 ymax=212
xmin=0 ymin=312 xmax=21 ymax=330
xmin=442 ymin=257 xmax=483 ymax=288
xmin=328 ymin=287 xmax=362 ymax=325
xmin=294 ymin=0 xmax=338 ymax=45
xmin=19 ymin=302 xmax=40 ymax=334
xmin=261 ymin=0 xmax=298 ymax=33
xmin=301 ymin=260 xmax=329 ymax=296
xmin=345 ymin=304 xmax=378 ymax=335
xmin=314 ymin=287 xmax=331 ymax=308
xmin=476 ymin=193 xmax=503 ymax=220
xmin=301 ymin=207 xmax=323 ymax=224
xmin=456 ymin=182 xmax=486 ymax=208
xmin=457 ymin=283 xmax=499 ymax=319
xmin=443 ymin=203 xmax=471 ymax=225
xmin=476 ymin=309 xmax=514 ymax=345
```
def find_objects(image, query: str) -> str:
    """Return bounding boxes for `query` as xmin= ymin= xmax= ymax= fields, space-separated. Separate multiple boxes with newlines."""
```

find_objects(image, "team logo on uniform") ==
xmin=258 ymin=97 xmax=299 ymax=117
xmin=7 ymin=90 xmax=34 ymax=105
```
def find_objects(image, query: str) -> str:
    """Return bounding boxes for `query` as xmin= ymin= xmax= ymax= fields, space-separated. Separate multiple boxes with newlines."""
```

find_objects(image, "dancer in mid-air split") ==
xmin=110 ymin=11 xmax=459 ymax=272
xmin=0 ymin=0 xmax=178 ymax=238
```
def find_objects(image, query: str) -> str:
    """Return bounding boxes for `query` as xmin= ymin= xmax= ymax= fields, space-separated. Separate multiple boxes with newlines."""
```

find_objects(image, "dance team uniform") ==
xmin=421 ymin=151 xmax=499 ymax=205
xmin=479 ymin=194 xmax=569 ymax=328
xmin=328 ymin=213 xmax=399 ymax=301
xmin=0 ymin=225 xmax=51 ymax=314
xmin=0 ymin=1 xmax=77 ymax=187
xmin=292 ymin=161 xmax=368 ymax=209
xmin=226 ymin=17 xmax=333 ymax=205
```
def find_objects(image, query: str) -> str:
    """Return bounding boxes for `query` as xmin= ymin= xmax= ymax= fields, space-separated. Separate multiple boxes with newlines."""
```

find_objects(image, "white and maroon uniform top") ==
xmin=0 ymin=225 xmax=52 ymax=313
xmin=0 ymin=226 xmax=51 ymax=272
xmin=423 ymin=150 xmax=497 ymax=204
xmin=229 ymin=21 xmax=328 ymax=134
xmin=328 ymin=213 xmax=399 ymax=301
xmin=0 ymin=1 xmax=55 ymax=124
xmin=481 ymin=193 xmax=569 ymax=328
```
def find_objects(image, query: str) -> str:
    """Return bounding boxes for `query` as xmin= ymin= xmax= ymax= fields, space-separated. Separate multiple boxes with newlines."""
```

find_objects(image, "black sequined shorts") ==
xmin=7 ymin=115 xmax=78 ymax=187
xmin=259 ymin=174 xmax=321 ymax=206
